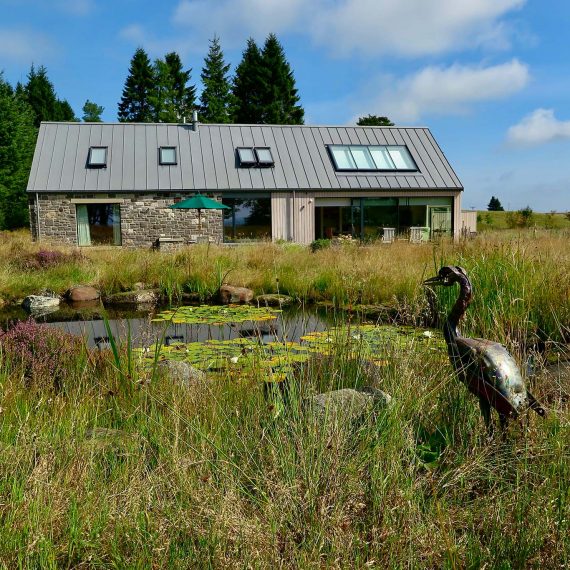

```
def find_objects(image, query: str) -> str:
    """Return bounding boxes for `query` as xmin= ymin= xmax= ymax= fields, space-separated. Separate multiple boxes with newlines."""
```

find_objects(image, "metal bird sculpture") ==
xmin=424 ymin=266 xmax=546 ymax=428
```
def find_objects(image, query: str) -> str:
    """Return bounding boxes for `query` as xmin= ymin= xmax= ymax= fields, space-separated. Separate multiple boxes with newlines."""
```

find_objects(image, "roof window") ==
xmin=328 ymin=145 xmax=417 ymax=172
xmin=87 ymin=146 xmax=107 ymax=168
xmin=159 ymin=146 xmax=177 ymax=165
xmin=254 ymin=147 xmax=274 ymax=166
xmin=237 ymin=146 xmax=275 ymax=167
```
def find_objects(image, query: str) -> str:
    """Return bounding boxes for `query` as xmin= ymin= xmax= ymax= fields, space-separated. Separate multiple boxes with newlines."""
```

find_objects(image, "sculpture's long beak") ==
xmin=423 ymin=275 xmax=443 ymax=286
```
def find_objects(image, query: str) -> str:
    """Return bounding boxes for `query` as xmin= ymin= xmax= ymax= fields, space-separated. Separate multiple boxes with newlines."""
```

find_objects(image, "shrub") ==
xmin=310 ymin=239 xmax=331 ymax=253
xmin=0 ymin=318 xmax=84 ymax=389
xmin=18 ymin=248 xmax=84 ymax=270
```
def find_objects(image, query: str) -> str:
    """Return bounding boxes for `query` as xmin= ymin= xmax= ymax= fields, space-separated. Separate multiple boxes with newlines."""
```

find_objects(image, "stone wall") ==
xmin=30 ymin=192 xmax=224 ymax=248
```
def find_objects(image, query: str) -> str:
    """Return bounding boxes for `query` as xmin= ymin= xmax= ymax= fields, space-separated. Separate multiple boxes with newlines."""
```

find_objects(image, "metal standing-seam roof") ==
xmin=27 ymin=122 xmax=463 ymax=193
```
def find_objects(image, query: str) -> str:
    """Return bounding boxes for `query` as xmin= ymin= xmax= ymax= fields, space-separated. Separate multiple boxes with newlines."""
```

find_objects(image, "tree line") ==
xmin=117 ymin=34 xmax=304 ymax=125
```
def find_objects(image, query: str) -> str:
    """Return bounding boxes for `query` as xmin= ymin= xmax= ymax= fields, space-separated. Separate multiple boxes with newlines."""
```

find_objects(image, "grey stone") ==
xmin=22 ymin=295 xmax=60 ymax=312
xmin=156 ymin=359 xmax=207 ymax=388
xmin=219 ymin=285 xmax=254 ymax=304
xmin=255 ymin=294 xmax=293 ymax=307
xmin=311 ymin=387 xmax=391 ymax=421
xmin=105 ymin=289 xmax=158 ymax=305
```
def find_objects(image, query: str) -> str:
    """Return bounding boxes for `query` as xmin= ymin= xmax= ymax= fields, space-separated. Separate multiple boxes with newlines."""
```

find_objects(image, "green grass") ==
xmin=477 ymin=210 xmax=570 ymax=231
xmin=0 ymin=227 xmax=569 ymax=567
xmin=0 ymin=319 xmax=567 ymax=568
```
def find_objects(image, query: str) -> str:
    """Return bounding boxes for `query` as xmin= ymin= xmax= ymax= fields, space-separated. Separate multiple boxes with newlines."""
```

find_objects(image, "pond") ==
xmin=0 ymin=301 xmax=443 ymax=379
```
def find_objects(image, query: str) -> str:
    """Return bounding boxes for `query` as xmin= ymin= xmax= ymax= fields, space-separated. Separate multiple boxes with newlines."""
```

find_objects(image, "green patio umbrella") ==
xmin=169 ymin=193 xmax=230 ymax=232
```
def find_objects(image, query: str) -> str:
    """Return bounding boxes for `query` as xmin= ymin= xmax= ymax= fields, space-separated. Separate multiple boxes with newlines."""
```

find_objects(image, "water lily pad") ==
xmin=152 ymin=304 xmax=281 ymax=325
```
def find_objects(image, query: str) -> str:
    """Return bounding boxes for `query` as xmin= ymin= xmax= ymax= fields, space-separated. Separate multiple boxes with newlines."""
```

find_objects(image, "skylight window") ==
xmin=159 ymin=146 xmax=177 ymax=165
xmin=328 ymin=145 xmax=417 ymax=172
xmin=237 ymin=147 xmax=257 ymax=166
xmin=87 ymin=146 xmax=107 ymax=167
xmin=254 ymin=147 xmax=274 ymax=166
xmin=236 ymin=146 xmax=275 ymax=167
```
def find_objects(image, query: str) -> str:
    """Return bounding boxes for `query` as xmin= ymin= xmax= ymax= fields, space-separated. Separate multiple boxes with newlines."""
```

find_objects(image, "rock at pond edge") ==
xmin=22 ymin=295 xmax=60 ymax=312
xmin=156 ymin=360 xmax=207 ymax=388
xmin=219 ymin=285 xmax=254 ymax=304
xmin=66 ymin=285 xmax=100 ymax=302
xmin=255 ymin=294 xmax=293 ymax=307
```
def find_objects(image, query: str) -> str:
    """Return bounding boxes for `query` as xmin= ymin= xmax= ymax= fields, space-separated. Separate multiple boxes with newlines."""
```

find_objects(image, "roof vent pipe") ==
xmin=192 ymin=110 xmax=198 ymax=131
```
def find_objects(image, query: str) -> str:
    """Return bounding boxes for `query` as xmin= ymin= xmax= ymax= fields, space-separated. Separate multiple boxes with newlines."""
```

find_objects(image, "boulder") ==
xmin=22 ymin=295 xmax=60 ymax=312
xmin=255 ymin=294 xmax=293 ymax=307
xmin=218 ymin=285 xmax=254 ymax=304
xmin=311 ymin=387 xmax=391 ymax=422
xmin=66 ymin=285 xmax=100 ymax=302
xmin=105 ymin=289 xmax=158 ymax=305
xmin=156 ymin=359 xmax=207 ymax=388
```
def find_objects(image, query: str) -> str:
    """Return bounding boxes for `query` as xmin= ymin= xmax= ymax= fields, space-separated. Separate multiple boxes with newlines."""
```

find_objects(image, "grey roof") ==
xmin=27 ymin=122 xmax=463 ymax=193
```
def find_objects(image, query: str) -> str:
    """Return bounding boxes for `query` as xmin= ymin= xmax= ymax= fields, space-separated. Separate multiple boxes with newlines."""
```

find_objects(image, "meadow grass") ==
xmin=0 ymin=317 xmax=567 ymax=568
xmin=0 ymin=228 xmax=568 ymax=567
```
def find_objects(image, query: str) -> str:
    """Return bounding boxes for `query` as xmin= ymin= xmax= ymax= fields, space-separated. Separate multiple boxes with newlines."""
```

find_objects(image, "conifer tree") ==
xmin=24 ymin=65 xmax=76 ymax=126
xmin=487 ymin=196 xmax=504 ymax=211
xmin=150 ymin=52 xmax=195 ymax=123
xmin=259 ymin=33 xmax=304 ymax=124
xmin=232 ymin=38 xmax=265 ymax=123
xmin=0 ymin=73 xmax=37 ymax=229
xmin=118 ymin=48 xmax=155 ymax=122
xmin=82 ymin=100 xmax=104 ymax=122
xmin=199 ymin=36 xmax=233 ymax=123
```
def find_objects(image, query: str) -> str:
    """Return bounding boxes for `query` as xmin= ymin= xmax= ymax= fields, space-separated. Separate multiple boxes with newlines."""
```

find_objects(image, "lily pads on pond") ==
xmin=152 ymin=304 xmax=281 ymax=325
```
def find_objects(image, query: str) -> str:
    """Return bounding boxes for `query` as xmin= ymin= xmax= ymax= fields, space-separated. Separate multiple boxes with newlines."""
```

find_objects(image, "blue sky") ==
xmin=1 ymin=0 xmax=570 ymax=211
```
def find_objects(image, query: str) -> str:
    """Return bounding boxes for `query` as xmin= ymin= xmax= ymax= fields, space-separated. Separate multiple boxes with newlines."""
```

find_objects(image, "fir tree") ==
xmin=150 ymin=52 xmax=196 ymax=123
xmin=487 ymin=196 xmax=504 ymax=211
xmin=0 ymin=73 xmax=37 ymax=229
xmin=259 ymin=33 xmax=304 ymax=124
xmin=24 ymin=65 xmax=76 ymax=126
xmin=199 ymin=36 xmax=233 ymax=123
xmin=82 ymin=100 xmax=104 ymax=122
xmin=118 ymin=48 xmax=154 ymax=122
xmin=232 ymin=38 xmax=265 ymax=123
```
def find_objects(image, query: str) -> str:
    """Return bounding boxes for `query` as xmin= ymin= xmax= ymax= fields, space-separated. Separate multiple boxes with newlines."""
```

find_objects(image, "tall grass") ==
xmin=0 ymin=315 xmax=567 ymax=567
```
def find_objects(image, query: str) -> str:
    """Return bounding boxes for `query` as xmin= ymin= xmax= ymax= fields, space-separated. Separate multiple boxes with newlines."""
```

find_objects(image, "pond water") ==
xmin=0 ymin=301 xmax=333 ymax=349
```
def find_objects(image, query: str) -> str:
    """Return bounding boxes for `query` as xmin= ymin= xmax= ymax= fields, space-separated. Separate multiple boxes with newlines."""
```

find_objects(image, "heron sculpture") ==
xmin=424 ymin=266 xmax=546 ymax=428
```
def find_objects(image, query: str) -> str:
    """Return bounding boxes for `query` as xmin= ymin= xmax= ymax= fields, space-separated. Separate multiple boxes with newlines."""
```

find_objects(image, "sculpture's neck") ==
xmin=444 ymin=275 xmax=472 ymax=343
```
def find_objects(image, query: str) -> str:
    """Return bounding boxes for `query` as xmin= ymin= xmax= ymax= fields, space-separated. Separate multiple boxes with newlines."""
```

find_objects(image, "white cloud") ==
xmin=507 ymin=109 xmax=570 ymax=147
xmin=313 ymin=0 xmax=525 ymax=56
xmin=353 ymin=59 xmax=530 ymax=122
xmin=0 ymin=29 xmax=56 ymax=64
xmin=172 ymin=0 xmax=305 ymax=48
xmin=170 ymin=0 xmax=524 ymax=56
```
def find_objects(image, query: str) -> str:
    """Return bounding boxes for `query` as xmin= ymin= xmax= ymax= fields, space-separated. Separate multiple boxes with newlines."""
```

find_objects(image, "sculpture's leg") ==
xmin=498 ymin=413 xmax=508 ymax=434
xmin=479 ymin=397 xmax=492 ymax=432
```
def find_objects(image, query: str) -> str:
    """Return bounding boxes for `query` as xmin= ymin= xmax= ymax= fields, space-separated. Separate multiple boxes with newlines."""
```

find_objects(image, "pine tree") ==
xmin=82 ymin=100 xmax=104 ymax=122
xmin=258 ymin=33 xmax=304 ymax=124
xmin=199 ymin=36 xmax=233 ymax=123
xmin=487 ymin=196 xmax=504 ymax=211
xmin=118 ymin=48 xmax=155 ymax=122
xmin=24 ymin=65 xmax=76 ymax=126
xmin=0 ymin=73 xmax=37 ymax=229
xmin=232 ymin=38 xmax=265 ymax=123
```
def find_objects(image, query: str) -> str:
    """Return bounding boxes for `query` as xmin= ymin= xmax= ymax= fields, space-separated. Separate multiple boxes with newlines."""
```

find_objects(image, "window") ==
xmin=328 ymin=144 xmax=417 ymax=172
xmin=159 ymin=146 xmax=177 ymax=165
xmin=254 ymin=147 xmax=274 ymax=166
xmin=237 ymin=147 xmax=257 ymax=166
xmin=237 ymin=147 xmax=275 ymax=167
xmin=87 ymin=146 xmax=107 ymax=167
xmin=76 ymin=203 xmax=121 ymax=246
